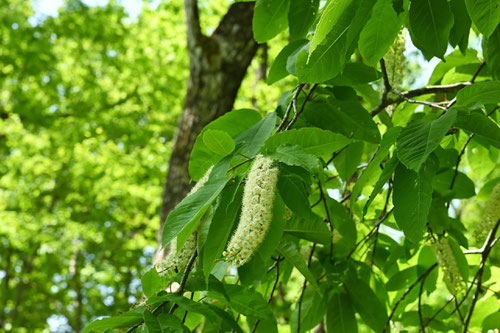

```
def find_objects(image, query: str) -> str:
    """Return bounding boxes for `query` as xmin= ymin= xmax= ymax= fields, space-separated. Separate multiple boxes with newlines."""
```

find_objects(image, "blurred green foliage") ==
xmin=0 ymin=0 xmax=288 ymax=331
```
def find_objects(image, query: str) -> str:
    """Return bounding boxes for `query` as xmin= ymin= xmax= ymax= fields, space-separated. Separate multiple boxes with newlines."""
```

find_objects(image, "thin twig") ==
xmin=391 ymin=89 xmax=447 ymax=110
xmin=447 ymin=133 xmax=474 ymax=209
xmin=286 ymin=83 xmax=318 ymax=130
xmin=297 ymin=244 xmax=316 ymax=333
xmin=126 ymin=250 xmax=198 ymax=332
xmin=347 ymin=207 xmax=394 ymax=259
xmin=169 ymin=249 xmax=199 ymax=315
xmin=252 ymin=257 xmax=281 ymax=332
xmin=463 ymin=219 xmax=500 ymax=331
xmin=382 ymin=264 xmax=438 ymax=333
xmin=276 ymin=85 xmax=304 ymax=132
xmin=418 ymin=276 xmax=426 ymax=332
xmin=370 ymin=82 xmax=471 ymax=117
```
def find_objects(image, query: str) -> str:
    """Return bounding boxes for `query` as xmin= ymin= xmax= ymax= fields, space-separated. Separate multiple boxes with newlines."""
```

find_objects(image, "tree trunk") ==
xmin=155 ymin=0 xmax=258 ymax=261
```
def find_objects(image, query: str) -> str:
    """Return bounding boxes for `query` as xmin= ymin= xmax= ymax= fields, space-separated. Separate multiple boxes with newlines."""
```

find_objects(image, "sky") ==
xmin=31 ymin=0 xmax=156 ymax=20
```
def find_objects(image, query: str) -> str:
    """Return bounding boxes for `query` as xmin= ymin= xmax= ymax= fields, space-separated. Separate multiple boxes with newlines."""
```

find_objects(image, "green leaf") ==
xmin=456 ymin=81 xmax=500 ymax=106
xmin=465 ymin=0 xmax=500 ymax=38
xmin=483 ymin=312 xmax=500 ymax=331
xmin=268 ymin=39 xmax=309 ymax=84
xmin=393 ymin=157 xmax=437 ymax=243
xmin=359 ymin=0 xmax=401 ymax=66
xmin=141 ymin=268 xmax=167 ymax=298
xmin=352 ymin=127 xmax=402 ymax=200
xmin=253 ymin=0 xmax=290 ymax=43
xmin=144 ymin=309 xmax=163 ymax=333
xmin=396 ymin=109 xmax=457 ymax=171
xmin=278 ymin=172 xmax=315 ymax=220
xmin=484 ymin=25 xmax=500 ymax=80
xmin=284 ymin=216 xmax=331 ymax=244
xmin=83 ymin=307 xmax=145 ymax=333
xmin=288 ymin=0 xmax=319 ymax=40
xmin=333 ymin=141 xmax=364 ymax=181
xmin=433 ymin=170 xmax=476 ymax=199
xmin=157 ymin=314 xmax=184 ymax=332
xmin=296 ymin=0 xmax=375 ymax=82
xmin=454 ymin=108 xmax=500 ymax=148
xmin=386 ymin=267 xmax=417 ymax=291
xmin=202 ymin=129 xmax=235 ymax=156
xmin=162 ymin=160 xmax=230 ymax=247
xmin=163 ymin=294 xmax=217 ymax=321
xmin=428 ymin=49 xmax=480 ymax=84
xmin=235 ymin=112 xmax=277 ymax=157
xmin=364 ymin=154 xmax=399 ymax=215
xmin=327 ymin=198 xmax=357 ymax=257
xmin=291 ymin=287 xmax=326 ymax=332
xmin=270 ymin=144 xmax=321 ymax=174
xmin=223 ymin=285 xmax=275 ymax=321
xmin=309 ymin=0 xmax=356 ymax=54
xmin=278 ymin=237 xmax=321 ymax=293
xmin=326 ymin=292 xmax=358 ymax=333
xmin=449 ymin=0 xmax=471 ymax=53
xmin=206 ymin=305 xmax=244 ymax=333
xmin=345 ymin=277 xmax=388 ymax=332
xmin=305 ymin=100 xmax=381 ymax=143
xmin=327 ymin=62 xmax=382 ymax=86
xmin=189 ymin=109 xmax=261 ymax=180
xmin=408 ymin=0 xmax=454 ymax=60
xmin=262 ymin=127 xmax=352 ymax=158
xmin=202 ymin=182 xmax=243 ymax=280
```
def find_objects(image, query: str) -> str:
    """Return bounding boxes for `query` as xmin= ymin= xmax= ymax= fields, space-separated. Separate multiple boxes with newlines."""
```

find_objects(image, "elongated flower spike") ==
xmin=432 ymin=238 xmax=466 ymax=296
xmin=156 ymin=166 xmax=212 ymax=275
xmin=475 ymin=182 xmax=500 ymax=241
xmin=158 ymin=232 xmax=197 ymax=275
xmin=385 ymin=30 xmax=406 ymax=90
xmin=223 ymin=155 xmax=279 ymax=266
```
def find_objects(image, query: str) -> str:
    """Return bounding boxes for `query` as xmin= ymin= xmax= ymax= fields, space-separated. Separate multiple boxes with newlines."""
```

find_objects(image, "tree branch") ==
xmin=382 ymin=264 xmax=438 ymax=333
xmin=184 ymin=0 xmax=202 ymax=55
xmin=127 ymin=250 xmax=198 ymax=333
xmin=252 ymin=257 xmax=281 ymax=333
xmin=277 ymin=85 xmax=304 ymax=132
xmin=463 ymin=219 xmax=500 ymax=332
xmin=297 ymin=243 xmax=316 ymax=333
xmin=286 ymin=83 xmax=318 ymax=130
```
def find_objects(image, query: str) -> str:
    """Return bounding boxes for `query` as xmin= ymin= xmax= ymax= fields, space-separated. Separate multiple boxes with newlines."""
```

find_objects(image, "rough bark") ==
xmin=155 ymin=0 xmax=258 ymax=261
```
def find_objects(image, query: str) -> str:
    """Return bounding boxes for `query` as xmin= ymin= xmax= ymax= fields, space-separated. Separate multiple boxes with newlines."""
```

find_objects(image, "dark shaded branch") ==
xmin=252 ymin=257 xmax=281 ymax=333
xmin=463 ymin=219 xmax=500 ymax=331
xmin=347 ymin=207 xmax=394 ymax=259
xmin=418 ymin=276 xmax=426 ymax=331
xmin=297 ymin=244 xmax=316 ymax=333
xmin=184 ymin=0 xmax=202 ymax=55
xmin=127 ymin=250 xmax=198 ymax=333
xmin=286 ymin=83 xmax=318 ymax=130
xmin=382 ymin=264 xmax=438 ymax=333
xmin=277 ymin=85 xmax=304 ymax=132
xmin=371 ymin=82 xmax=472 ymax=117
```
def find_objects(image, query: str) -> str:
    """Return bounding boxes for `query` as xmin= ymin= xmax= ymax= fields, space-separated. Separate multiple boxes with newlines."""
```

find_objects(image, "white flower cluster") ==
xmin=385 ymin=30 xmax=406 ymax=90
xmin=432 ymin=238 xmax=466 ymax=296
xmin=475 ymin=183 xmax=500 ymax=241
xmin=223 ymin=155 xmax=279 ymax=266
xmin=158 ymin=233 xmax=197 ymax=275
xmin=188 ymin=165 xmax=213 ymax=196
xmin=156 ymin=166 xmax=212 ymax=275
